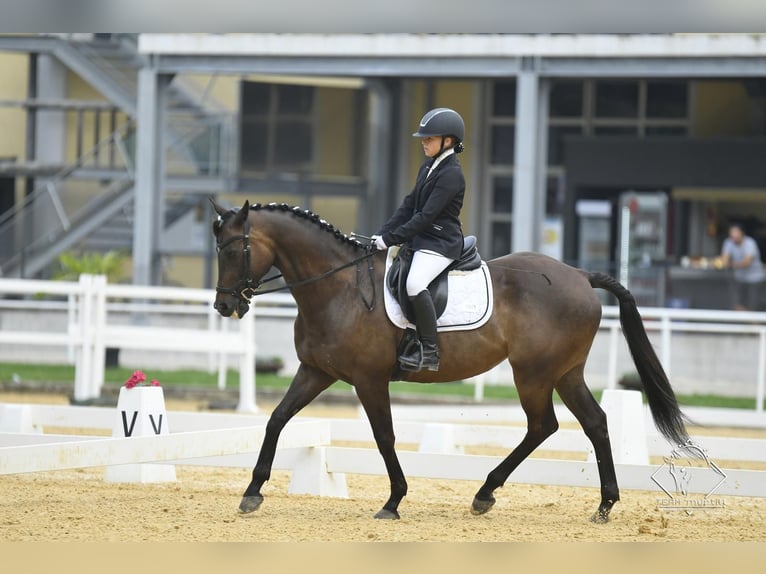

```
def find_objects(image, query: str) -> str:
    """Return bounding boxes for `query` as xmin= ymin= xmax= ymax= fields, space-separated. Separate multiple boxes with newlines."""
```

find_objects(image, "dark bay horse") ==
xmin=211 ymin=199 xmax=689 ymax=523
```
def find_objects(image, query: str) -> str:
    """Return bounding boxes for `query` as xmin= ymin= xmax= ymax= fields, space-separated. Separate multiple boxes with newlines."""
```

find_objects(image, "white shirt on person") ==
xmin=426 ymin=148 xmax=455 ymax=179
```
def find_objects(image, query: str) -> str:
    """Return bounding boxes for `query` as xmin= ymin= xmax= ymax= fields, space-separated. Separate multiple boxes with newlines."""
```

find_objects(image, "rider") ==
xmin=371 ymin=107 xmax=466 ymax=372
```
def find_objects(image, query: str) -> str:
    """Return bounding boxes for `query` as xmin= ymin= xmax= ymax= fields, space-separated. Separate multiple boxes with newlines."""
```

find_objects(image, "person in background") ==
xmin=721 ymin=223 xmax=765 ymax=311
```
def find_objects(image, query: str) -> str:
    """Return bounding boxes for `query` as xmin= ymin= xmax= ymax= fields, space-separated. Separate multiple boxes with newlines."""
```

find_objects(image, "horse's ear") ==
xmin=232 ymin=199 xmax=250 ymax=225
xmin=209 ymin=197 xmax=228 ymax=217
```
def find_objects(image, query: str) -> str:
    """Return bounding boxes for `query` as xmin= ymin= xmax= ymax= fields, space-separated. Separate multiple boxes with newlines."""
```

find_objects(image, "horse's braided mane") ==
xmin=246 ymin=202 xmax=368 ymax=251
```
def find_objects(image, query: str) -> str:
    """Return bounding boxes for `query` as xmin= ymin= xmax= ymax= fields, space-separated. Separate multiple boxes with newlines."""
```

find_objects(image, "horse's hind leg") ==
xmin=472 ymin=371 xmax=559 ymax=515
xmin=555 ymin=364 xmax=620 ymax=523
xmin=240 ymin=363 xmax=335 ymax=514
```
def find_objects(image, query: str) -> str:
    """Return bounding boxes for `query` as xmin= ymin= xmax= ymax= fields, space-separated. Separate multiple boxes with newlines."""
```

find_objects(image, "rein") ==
xmin=215 ymin=220 xmax=379 ymax=310
xmin=246 ymin=250 xmax=379 ymax=306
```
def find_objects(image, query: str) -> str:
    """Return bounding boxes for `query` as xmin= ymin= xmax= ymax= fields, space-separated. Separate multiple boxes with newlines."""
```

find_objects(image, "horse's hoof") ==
xmin=238 ymin=495 xmax=264 ymax=514
xmin=590 ymin=510 xmax=610 ymax=524
xmin=374 ymin=508 xmax=400 ymax=520
xmin=471 ymin=495 xmax=496 ymax=515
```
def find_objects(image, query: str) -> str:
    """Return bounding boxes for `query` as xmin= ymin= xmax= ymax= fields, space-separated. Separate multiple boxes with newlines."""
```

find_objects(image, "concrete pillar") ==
xmin=34 ymin=55 xmax=67 ymax=166
xmin=132 ymin=66 xmax=168 ymax=286
xmin=365 ymin=79 xmax=393 ymax=233
xmin=31 ymin=55 xmax=68 ymax=262
xmin=512 ymin=58 xmax=549 ymax=253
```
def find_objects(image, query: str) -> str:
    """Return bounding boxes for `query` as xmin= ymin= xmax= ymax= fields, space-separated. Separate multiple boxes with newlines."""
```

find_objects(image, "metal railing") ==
xmin=0 ymin=123 xmax=135 ymax=278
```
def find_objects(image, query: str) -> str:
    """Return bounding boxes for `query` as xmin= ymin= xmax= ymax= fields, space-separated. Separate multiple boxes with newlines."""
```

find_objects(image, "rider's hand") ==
xmin=372 ymin=235 xmax=387 ymax=251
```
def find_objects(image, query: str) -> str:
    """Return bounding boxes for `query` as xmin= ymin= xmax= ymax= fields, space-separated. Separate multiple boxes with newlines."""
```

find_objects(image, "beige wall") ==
xmin=0 ymin=54 xmax=28 ymax=160
xmin=316 ymin=87 xmax=357 ymax=176
xmin=0 ymin=53 xmax=29 ymax=202
xmin=692 ymin=81 xmax=753 ymax=137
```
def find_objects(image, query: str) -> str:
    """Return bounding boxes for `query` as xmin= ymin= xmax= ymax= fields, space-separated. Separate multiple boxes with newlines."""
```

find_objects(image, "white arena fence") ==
xmin=1 ymin=401 xmax=765 ymax=499
xmin=0 ymin=274 xmax=295 ymax=412
xmin=1 ymin=275 xmax=766 ymax=413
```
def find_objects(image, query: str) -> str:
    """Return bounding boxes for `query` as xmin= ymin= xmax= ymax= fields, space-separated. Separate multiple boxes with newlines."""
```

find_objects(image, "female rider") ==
xmin=372 ymin=107 xmax=466 ymax=372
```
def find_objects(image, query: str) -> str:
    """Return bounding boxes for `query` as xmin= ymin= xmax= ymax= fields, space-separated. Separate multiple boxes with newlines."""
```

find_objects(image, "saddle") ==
xmin=386 ymin=236 xmax=482 ymax=324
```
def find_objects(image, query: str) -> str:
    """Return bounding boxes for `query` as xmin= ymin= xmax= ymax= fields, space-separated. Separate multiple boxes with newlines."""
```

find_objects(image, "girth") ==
xmin=386 ymin=236 xmax=482 ymax=323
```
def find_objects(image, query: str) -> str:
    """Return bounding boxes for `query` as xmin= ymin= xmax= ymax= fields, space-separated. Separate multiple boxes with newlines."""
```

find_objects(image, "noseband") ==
xmin=215 ymin=219 xmax=257 ymax=303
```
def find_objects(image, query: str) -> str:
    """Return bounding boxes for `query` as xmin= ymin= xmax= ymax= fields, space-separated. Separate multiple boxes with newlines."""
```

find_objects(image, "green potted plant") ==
xmin=52 ymin=250 xmax=128 ymax=283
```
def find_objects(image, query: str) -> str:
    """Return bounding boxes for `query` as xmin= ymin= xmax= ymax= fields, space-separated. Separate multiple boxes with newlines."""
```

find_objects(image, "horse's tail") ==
xmin=587 ymin=272 xmax=690 ymax=446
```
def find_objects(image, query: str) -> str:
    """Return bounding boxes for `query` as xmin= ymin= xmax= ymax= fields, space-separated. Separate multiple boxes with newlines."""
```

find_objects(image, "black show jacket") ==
xmin=379 ymin=152 xmax=465 ymax=260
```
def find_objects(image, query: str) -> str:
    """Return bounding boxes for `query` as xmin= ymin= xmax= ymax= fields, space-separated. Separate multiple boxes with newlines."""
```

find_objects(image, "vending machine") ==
xmin=617 ymin=191 xmax=668 ymax=307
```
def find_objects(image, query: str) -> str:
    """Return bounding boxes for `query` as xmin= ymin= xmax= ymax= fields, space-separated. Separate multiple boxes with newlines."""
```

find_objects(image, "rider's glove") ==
xmin=372 ymin=235 xmax=387 ymax=251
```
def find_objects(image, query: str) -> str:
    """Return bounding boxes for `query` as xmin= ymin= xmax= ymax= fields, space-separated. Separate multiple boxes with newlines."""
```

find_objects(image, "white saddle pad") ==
xmin=383 ymin=247 xmax=494 ymax=332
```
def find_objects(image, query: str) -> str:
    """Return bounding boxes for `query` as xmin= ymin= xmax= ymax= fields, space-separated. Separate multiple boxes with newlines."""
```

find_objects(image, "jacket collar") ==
xmin=426 ymin=148 xmax=455 ymax=178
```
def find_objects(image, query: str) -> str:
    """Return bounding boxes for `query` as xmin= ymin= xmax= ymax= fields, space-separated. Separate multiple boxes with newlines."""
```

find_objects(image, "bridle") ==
xmin=215 ymin=218 xmax=257 ymax=303
xmin=215 ymin=216 xmax=380 ymax=310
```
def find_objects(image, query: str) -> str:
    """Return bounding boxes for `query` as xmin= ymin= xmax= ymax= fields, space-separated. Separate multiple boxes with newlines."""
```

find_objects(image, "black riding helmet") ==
xmin=412 ymin=108 xmax=465 ymax=153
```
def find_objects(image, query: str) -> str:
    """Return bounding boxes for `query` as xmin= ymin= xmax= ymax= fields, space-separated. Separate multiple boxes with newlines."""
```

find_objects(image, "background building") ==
xmin=1 ymin=33 xmax=765 ymax=309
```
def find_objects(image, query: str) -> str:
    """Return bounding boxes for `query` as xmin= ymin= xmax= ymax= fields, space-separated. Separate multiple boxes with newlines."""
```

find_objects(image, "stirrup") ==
xmin=398 ymin=340 xmax=423 ymax=371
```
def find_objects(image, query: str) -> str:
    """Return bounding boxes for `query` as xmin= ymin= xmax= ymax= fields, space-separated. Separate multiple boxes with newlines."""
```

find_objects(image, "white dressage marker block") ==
xmin=0 ymin=404 xmax=42 ymax=434
xmin=288 ymin=447 xmax=348 ymax=498
xmin=418 ymin=423 xmax=465 ymax=454
xmin=587 ymin=389 xmax=649 ymax=465
xmin=104 ymin=386 xmax=177 ymax=483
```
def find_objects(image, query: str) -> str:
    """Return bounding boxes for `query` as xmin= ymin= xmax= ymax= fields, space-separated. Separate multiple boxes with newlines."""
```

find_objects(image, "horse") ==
xmin=211 ymin=199 xmax=690 ymax=523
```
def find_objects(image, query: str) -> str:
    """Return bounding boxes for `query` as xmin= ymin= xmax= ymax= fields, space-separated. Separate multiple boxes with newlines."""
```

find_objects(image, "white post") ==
xmin=288 ymin=447 xmax=348 ymax=498
xmin=418 ymin=423 xmax=464 ymax=454
xmin=207 ymin=304 xmax=217 ymax=374
xmin=237 ymin=308 xmax=257 ymax=413
xmin=73 ymin=274 xmax=94 ymax=402
xmin=90 ymin=274 xmax=108 ymax=400
xmin=588 ymin=388 xmax=649 ymax=464
xmin=660 ymin=314 xmax=672 ymax=378
xmin=472 ymin=373 xmax=485 ymax=402
xmin=607 ymin=324 xmax=619 ymax=389
xmin=0 ymin=404 xmax=41 ymax=433
xmin=66 ymin=293 xmax=76 ymax=364
xmin=757 ymin=330 xmax=766 ymax=414
xmin=217 ymin=316 xmax=228 ymax=390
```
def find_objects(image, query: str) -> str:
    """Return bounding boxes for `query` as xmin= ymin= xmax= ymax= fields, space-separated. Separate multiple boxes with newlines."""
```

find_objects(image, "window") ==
xmin=590 ymin=79 xmax=690 ymax=139
xmin=550 ymin=81 xmax=584 ymax=117
xmin=644 ymin=125 xmax=687 ymax=136
xmin=492 ymin=81 xmax=516 ymax=117
xmin=592 ymin=125 xmax=640 ymax=136
xmin=240 ymin=82 xmax=315 ymax=173
xmin=490 ymin=126 xmax=515 ymax=165
xmin=482 ymin=78 xmax=691 ymax=258
xmin=492 ymin=176 xmax=513 ymax=214
xmin=548 ymin=125 xmax=583 ymax=166
xmin=485 ymin=82 xmax=517 ymax=257
xmin=595 ymin=81 xmax=640 ymax=118
xmin=646 ymin=81 xmax=688 ymax=118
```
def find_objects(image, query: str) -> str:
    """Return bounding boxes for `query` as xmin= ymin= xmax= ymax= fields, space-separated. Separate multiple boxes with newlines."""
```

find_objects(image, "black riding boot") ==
xmin=399 ymin=290 xmax=440 ymax=372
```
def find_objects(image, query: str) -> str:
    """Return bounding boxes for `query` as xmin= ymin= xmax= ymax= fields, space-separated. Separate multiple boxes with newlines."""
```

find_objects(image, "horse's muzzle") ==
xmin=213 ymin=298 xmax=250 ymax=319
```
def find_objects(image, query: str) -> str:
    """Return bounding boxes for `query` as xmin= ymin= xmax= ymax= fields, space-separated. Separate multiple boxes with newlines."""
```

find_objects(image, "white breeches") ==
xmin=406 ymin=250 xmax=454 ymax=297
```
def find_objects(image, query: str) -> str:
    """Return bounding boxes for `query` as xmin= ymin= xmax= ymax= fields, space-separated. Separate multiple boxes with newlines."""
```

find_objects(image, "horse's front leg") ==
xmin=240 ymin=363 xmax=335 ymax=514
xmin=354 ymin=379 xmax=407 ymax=519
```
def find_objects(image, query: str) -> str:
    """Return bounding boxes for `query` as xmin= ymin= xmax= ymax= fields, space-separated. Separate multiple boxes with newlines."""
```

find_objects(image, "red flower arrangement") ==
xmin=124 ymin=370 xmax=161 ymax=389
